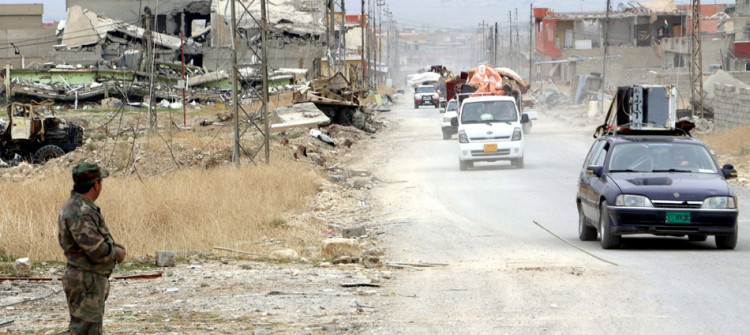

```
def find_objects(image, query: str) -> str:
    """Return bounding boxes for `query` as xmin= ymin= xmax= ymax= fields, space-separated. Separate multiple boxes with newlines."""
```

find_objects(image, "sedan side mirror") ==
xmin=440 ymin=108 xmax=446 ymax=113
xmin=586 ymin=166 xmax=604 ymax=178
xmin=521 ymin=113 xmax=530 ymax=123
xmin=722 ymin=163 xmax=738 ymax=179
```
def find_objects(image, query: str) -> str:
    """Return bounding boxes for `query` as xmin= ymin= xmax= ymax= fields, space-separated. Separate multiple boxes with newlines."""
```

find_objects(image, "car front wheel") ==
xmin=599 ymin=202 xmax=621 ymax=249
xmin=579 ymin=204 xmax=597 ymax=241
xmin=459 ymin=159 xmax=467 ymax=171
xmin=715 ymin=227 xmax=738 ymax=249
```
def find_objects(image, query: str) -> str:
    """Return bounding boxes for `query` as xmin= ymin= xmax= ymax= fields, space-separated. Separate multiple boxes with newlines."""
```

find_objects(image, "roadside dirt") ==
xmin=0 ymin=104 xmax=400 ymax=334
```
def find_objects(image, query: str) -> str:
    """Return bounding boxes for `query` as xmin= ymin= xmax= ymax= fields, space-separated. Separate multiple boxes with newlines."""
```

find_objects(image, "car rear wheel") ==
xmin=688 ymin=234 xmax=707 ymax=242
xmin=599 ymin=202 xmax=621 ymax=249
xmin=579 ymin=204 xmax=597 ymax=241
xmin=715 ymin=228 xmax=738 ymax=249
xmin=442 ymin=130 xmax=451 ymax=140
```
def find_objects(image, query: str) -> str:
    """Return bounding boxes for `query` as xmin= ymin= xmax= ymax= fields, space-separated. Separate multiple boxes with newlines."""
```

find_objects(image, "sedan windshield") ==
xmin=446 ymin=100 xmax=457 ymax=111
xmin=460 ymin=101 xmax=517 ymax=123
xmin=417 ymin=86 xmax=435 ymax=93
xmin=608 ymin=142 xmax=718 ymax=173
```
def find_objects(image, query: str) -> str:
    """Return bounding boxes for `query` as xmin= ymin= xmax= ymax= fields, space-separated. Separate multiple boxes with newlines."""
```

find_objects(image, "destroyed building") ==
xmin=0 ymin=4 xmax=58 ymax=69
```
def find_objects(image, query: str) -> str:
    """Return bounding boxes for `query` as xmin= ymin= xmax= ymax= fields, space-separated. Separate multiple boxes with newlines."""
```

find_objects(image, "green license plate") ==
xmin=666 ymin=212 xmax=690 ymax=223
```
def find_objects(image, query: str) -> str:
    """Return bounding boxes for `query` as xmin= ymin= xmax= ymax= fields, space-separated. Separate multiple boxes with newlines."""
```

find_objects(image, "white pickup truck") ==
xmin=452 ymin=95 xmax=530 ymax=170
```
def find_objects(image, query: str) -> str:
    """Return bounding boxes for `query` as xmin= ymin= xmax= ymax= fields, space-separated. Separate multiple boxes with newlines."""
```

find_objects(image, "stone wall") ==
xmin=712 ymin=83 xmax=750 ymax=129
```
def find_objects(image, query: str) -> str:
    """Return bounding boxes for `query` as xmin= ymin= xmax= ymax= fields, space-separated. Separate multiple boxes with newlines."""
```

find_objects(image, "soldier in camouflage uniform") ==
xmin=58 ymin=163 xmax=126 ymax=335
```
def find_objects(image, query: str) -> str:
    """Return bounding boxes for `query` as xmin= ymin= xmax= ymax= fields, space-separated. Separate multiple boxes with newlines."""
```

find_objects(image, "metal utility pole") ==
xmin=377 ymin=0 xmax=385 ymax=86
xmin=145 ymin=8 xmax=157 ymax=129
xmin=508 ymin=11 xmax=513 ymax=68
xmin=691 ymin=0 xmax=704 ymax=118
xmin=494 ymin=22 xmax=498 ymax=66
xmin=529 ymin=3 xmax=534 ymax=81
xmin=230 ymin=0 xmax=240 ymax=165
xmin=515 ymin=8 xmax=520 ymax=70
xmin=326 ymin=0 xmax=346 ymax=84
xmin=361 ymin=0 xmax=366 ymax=88
xmin=600 ymin=0 xmax=611 ymax=116
xmin=230 ymin=0 xmax=270 ymax=165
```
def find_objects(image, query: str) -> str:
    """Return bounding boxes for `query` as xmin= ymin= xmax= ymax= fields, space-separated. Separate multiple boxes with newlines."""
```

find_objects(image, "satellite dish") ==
xmin=617 ymin=3 xmax=627 ymax=11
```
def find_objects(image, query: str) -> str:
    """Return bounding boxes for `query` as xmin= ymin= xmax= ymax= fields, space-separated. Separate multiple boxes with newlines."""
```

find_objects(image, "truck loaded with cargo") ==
xmin=449 ymin=65 xmax=532 ymax=170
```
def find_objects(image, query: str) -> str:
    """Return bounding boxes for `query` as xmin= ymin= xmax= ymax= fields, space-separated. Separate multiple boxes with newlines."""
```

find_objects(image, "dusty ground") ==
xmin=2 ymin=97 xmax=747 ymax=334
xmin=0 ymin=102 xmax=398 ymax=334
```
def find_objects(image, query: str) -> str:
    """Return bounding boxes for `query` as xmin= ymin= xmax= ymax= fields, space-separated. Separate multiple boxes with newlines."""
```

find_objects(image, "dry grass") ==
xmin=0 ymin=161 xmax=323 ymax=262
xmin=697 ymin=123 xmax=750 ymax=156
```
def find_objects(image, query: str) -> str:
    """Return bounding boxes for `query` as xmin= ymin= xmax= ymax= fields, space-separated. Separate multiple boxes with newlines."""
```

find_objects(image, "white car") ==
xmin=413 ymin=85 xmax=439 ymax=109
xmin=441 ymin=99 xmax=458 ymax=140
xmin=455 ymin=95 xmax=530 ymax=170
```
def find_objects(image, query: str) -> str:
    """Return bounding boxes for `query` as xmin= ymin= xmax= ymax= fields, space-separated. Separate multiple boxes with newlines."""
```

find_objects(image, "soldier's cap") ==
xmin=72 ymin=162 xmax=109 ymax=187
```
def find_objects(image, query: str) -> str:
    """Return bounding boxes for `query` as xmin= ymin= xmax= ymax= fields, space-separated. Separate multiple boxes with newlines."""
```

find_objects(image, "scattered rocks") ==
xmin=328 ymin=175 xmax=347 ymax=183
xmin=342 ymin=225 xmax=366 ymax=238
xmin=308 ymin=152 xmax=325 ymax=165
xmin=332 ymin=255 xmax=356 ymax=264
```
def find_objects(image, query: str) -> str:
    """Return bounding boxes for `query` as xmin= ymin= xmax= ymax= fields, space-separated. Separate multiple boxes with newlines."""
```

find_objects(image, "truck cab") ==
xmin=453 ymin=95 xmax=529 ymax=170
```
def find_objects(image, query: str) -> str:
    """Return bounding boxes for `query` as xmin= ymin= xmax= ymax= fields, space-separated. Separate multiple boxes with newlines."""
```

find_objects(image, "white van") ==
xmin=454 ymin=95 xmax=529 ymax=170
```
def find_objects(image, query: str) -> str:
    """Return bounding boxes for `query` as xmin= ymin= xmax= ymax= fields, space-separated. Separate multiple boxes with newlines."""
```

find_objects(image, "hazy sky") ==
xmin=28 ymin=0 xmax=697 ymax=27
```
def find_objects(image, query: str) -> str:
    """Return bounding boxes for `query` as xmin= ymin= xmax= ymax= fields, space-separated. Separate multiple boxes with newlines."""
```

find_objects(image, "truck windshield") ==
xmin=446 ymin=100 xmax=457 ymax=111
xmin=417 ymin=86 xmax=435 ymax=93
xmin=460 ymin=101 xmax=516 ymax=123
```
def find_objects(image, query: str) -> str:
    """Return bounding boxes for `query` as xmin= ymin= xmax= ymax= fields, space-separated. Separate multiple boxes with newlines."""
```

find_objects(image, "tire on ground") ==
xmin=33 ymin=145 xmax=65 ymax=163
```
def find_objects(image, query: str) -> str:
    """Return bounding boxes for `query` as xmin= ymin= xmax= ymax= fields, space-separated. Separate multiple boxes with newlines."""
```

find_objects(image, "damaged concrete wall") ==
xmin=712 ymin=83 xmax=750 ymax=129
xmin=0 ymin=27 xmax=58 ymax=68
xmin=562 ymin=46 xmax=663 ymax=69
xmin=202 ymin=41 xmax=324 ymax=73
xmin=0 ymin=4 xmax=43 ymax=30
xmin=66 ymin=0 xmax=208 ymax=36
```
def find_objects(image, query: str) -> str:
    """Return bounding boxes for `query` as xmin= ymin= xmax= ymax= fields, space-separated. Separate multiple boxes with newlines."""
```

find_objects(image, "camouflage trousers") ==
xmin=62 ymin=267 xmax=110 ymax=335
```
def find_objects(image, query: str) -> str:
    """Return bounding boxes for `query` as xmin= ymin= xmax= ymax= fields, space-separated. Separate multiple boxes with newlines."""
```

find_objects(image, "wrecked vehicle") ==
xmin=0 ymin=103 xmax=83 ymax=163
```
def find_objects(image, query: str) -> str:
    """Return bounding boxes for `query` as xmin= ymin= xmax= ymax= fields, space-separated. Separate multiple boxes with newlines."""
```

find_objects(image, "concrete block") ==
xmin=14 ymin=258 xmax=31 ymax=277
xmin=269 ymin=249 xmax=300 ymax=260
xmin=322 ymin=238 xmax=361 ymax=258
xmin=342 ymin=225 xmax=366 ymax=238
xmin=726 ymin=85 xmax=736 ymax=93
xmin=155 ymin=250 xmax=176 ymax=267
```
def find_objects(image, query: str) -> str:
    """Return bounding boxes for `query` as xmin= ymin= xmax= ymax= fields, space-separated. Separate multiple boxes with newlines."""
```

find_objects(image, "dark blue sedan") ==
xmin=576 ymin=134 xmax=739 ymax=249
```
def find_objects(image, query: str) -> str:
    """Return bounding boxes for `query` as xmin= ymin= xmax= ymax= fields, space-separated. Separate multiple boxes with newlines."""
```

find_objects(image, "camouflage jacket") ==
xmin=58 ymin=191 xmax=117 ymax=275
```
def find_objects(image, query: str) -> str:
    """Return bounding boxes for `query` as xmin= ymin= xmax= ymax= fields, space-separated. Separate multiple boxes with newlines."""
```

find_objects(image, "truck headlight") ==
xmin=511 ymin=127 xmax=522 ymax=141
xmin=458 ymin=130 xmax=468 ymax=143
xmin=615 ymin=194 xmax=654 ymax=207
xmin=702 ymin=196 xmax=736 ymax=209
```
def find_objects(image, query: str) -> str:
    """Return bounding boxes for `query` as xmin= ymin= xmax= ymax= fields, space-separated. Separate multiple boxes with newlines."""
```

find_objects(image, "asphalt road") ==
xmin=364 ymin=101 xmax=750 ymax=334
